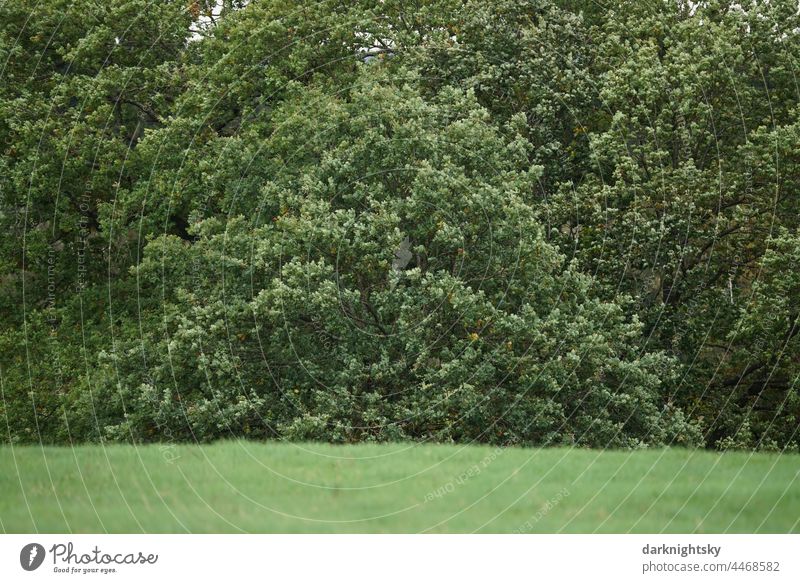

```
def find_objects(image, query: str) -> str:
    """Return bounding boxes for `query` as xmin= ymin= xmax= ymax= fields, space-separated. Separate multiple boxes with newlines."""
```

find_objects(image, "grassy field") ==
xmin=1 ymin=441 xmax=798 ymax=533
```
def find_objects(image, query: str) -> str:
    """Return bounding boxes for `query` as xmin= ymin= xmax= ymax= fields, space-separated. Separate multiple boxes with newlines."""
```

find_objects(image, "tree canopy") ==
xmin=2 ymin=0 xmax=798 ymax=450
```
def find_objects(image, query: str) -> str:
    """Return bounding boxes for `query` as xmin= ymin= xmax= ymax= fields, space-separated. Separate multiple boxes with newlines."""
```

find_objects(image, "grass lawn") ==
xmin=1 ymin=441 xmax=798 ymax=533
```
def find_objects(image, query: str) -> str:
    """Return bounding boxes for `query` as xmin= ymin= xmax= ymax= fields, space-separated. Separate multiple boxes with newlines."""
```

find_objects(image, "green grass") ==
xmin=1 ymin=441 xmax=798 ymax=533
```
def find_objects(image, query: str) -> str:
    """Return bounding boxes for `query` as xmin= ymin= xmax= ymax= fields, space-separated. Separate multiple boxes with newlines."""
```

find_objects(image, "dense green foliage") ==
xmin=1 ymin=0 xmax=798 ymax=449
